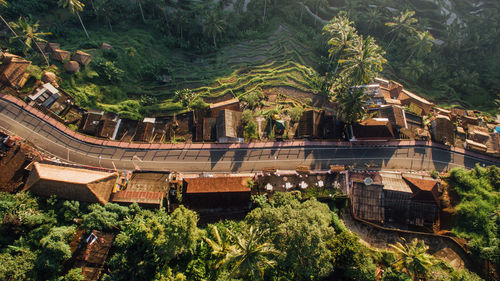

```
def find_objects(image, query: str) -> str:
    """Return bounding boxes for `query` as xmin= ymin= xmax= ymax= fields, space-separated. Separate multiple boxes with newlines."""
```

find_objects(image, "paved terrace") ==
xmin=0 ymin=93 xmax=498 ymax=173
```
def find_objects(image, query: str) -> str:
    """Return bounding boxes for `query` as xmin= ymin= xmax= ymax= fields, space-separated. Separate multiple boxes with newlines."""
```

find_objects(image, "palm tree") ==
xmin=339 ymin=35 xmax=387 ymax=85
xmin=9 ymin=17 xmax=51 ymax=66
xmin=407 ymin=30 xmax=434 ymax=61
xmin=323 ymin=12 xmax=358 ymax=72
xmin=389 ymin=238 xmax=437 ymax=281
xmin=202 ymin=11 xmax=225 ymax=48
xmin=385 ymin=9 xmax=418 ymax=49
xmin=403 ymin=59 xmax=426 ymax=81
xmin=335 ymin=87 xmax=367 ymax=125
xmin=204 ymin=226 xmax=233 ymax=269
xmin=58 ymin=0 xmax=90 ymax=40
xmin=224 ymin=227 xmax=280 ymax=280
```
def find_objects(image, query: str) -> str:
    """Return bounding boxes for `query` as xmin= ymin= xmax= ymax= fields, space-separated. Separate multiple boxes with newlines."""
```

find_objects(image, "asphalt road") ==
xmin=0 ymin=98 xmax=498 ymax=173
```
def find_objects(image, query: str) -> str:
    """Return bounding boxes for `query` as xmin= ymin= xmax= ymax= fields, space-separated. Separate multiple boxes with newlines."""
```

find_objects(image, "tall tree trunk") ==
xmin=213 ymin=33 xmax=217 ymax=48
xmin=89 ymin=0 xmax=97 ymax=15
xmin=138 ymin=0 xmax=146 ymax=23
xmin=263 ymin=0 xmax=267 ymax=23
xmin=0 ymin=15 xmax=17 ymax=36
xmin=77 ymin=12 xmax=90 ymax=39
xmin=34 ymin=41 xmax=50 ymax=66
xmin=108 ymin=17 xmax=113 ymax=32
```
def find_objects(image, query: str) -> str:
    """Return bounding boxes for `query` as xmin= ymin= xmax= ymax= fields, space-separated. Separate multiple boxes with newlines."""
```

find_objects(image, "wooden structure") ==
xmin=431 ymin=115 xmax=455 ymax=144
xmin=351 ymin=119 xmax=395 ymax=141
xmin=134 ymin=118 xmax=156 ymax=142
xmin=111 ymin=171 xmax=168 ymax=208
xmin=51 ymin=49 xmax=71 ymax=62
xmin=209 ymin=98 xmax=240 ymax=118
xmin=183 ymin=176 xmax=251 ymax=209
xmin=80 ymin=109 xmax=105 ymax=135
xmin=297 ymin=110 xmax=323 ymax=138
xmin=72 ymin=50 xmax=92 ymax=66
xmin=0 ymin=54 xmax=31 ymax=88
xmin=23 ymin=162 xmax=118 ymax=204
xmin=216 ymin=109 xmax=243 ymax=143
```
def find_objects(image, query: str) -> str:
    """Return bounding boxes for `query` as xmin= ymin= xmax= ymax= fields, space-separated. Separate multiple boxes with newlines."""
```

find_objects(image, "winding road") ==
xmin=0 ymin=94 xmax=498 ymax=173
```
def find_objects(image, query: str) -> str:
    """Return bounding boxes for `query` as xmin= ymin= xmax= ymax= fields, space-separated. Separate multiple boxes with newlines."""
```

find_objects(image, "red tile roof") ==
xmin=403 ymin=176 xmax=440 ymax=205
xmin=184 ymin=176 xmax=251 ymax=193
xmin=111 ymin=190 xmax=163 ymax=205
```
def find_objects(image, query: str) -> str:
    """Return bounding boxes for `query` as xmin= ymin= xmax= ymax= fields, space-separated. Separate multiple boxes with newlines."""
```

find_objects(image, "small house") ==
xmin=297 ymin=110 xmax=323 ymax=138
xmin=96 ymin=113 xmax=120 ymax=139
xmin=216 ymin=109 xmax=243 ymax=143
xmin=469 ymin=127 xmax=490 ymax=144
xmin=28 ymin=83 xmax=60 ymax=109
xmin=0 ymin=55 xmax=31 ymax=88
xmin=351 ymin=119 xmax=395 ymax=141
xmin=210 ymin=98 xmax=240 ymax=118
xmin=431 ymin=115 xmax=455 ymax=144
xmin=51 ymin=49 xmax=71 ymax=62
xmin=64 ymin=60 xmax=80 ymax=73
xmin=398 ymin=89 xmax=434 ymax=116
xmin=45 ymin=42 xmax=61 ymax=53
xmin=183 ymin=176 xmax=251 ymax=210
xmin=465 ymin=139 xmax=487 ymax=153
xmin=110 ymin=171 xmax=168 ymax=209
xmin=23 ymin=162 xmax=118 ymax=204
xmin=72 ymin=50 xmax=92 ymax=66
xmin=372 ymin=105 xmax=407 ymax=130
xmin=73 ymin=230 xmax=115 ymax=281
xmin=134 ymin=118 xmax=156 ymax=142
xmin=202 ymin=117 xmax=216 ymax=141
xmin=80 ymin=109 xmax=105 ymax=135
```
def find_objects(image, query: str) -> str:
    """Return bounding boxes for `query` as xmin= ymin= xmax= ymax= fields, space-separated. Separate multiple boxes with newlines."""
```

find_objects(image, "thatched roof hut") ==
xmin=100 ymin=42 xmax=112 ymax=50
xmin=51 ymin=49 xmax=71 ymax=62
xmin=45 ymin=42 xmax=61 ymax=53
xmin=72 ymin=50 xmax=92 ymax=66
xmin=0 ymin=55 xmax=31 ymax=88
xmin=41 ymin=71 xmax=57 ymax=84
xmin=64 ymin=60 xmax=80 ymax=73
xmin=23 ymin=162 xmax=118 ymax=205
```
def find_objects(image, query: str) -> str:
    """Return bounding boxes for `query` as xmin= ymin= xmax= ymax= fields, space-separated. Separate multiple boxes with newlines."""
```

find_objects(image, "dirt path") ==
xmin=342 ymin=213 xmax=469 ymax=271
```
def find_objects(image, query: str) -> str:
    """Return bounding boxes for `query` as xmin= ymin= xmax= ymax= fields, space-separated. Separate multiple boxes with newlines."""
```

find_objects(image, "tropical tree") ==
xmin=223 ymin=226 xmax=280 ymax=280
xmin=407 ymin=30 xmax=434 ymax=61
xmin=58 ymin=0 xmax=90 ymax=40
xmin=202 ymin=11 xmax=225 ymax=48
xmin=204 ymin=226 xmax=233 ymax=269
xmin=9 ymin=17 xmax=51 ymax=66
xmin=389 ymin=238 xmax=438 ymax=281
xmin=385 ymin=9 xmax=418 ymax=48
xmin=335 ymin=87 xmax=367 ymax=125
xmin=339 ymin=35 xmax=387 ymax=85
xmin=323 ymin=12 xmax=358 ymax=71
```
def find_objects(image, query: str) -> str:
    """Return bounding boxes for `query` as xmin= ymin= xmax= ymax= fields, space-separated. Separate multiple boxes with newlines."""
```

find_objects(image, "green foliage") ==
xmin=287 ymin=105 xmax=304 ymax=122
xmin=448 ymin=165 xmax=500 ymax=267
xmin=58 ymin=268 xmax=85 ymax=281
xmin=107 ymin=206 xmax=200 ymax=280
xmin=81 ymin=203 xmax=130 ymax=232
xmin=93 ymin=57 xmax=125 ymax=83
xmin=0 ymin=247 xmax=37 ymax=281
xmin=36 ymin=226 xmax=76 ymax=279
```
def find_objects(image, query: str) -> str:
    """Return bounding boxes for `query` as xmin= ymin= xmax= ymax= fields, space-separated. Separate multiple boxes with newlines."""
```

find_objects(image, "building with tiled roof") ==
xmin=183 ymin=176 xmax=251 ymax=209
xmin=24 ymin=162 xmax=118 ymax=204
